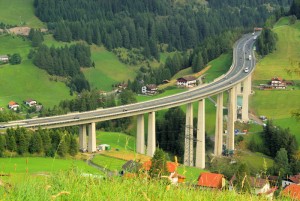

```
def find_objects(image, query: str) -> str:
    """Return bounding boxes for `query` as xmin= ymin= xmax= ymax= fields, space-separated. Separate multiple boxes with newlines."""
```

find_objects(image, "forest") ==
xmin=32 ymin=44 xmax=92 ymax=92
xmin=34 ymin=0 xmax=291 ymax=54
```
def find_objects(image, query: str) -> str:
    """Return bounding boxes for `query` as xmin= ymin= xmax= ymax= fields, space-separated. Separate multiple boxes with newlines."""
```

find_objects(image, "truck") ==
xmin=248 ymin=55 xmax=252 ymax=60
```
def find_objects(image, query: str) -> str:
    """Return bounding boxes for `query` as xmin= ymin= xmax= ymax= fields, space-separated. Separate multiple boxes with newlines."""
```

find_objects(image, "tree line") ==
xmin=32 ymin=44 xmax=92 ymax=92
xmin=248 ymin=121 xmax=299 ymax=176
xmin=0 ymin=127 xmax=78 ymax=157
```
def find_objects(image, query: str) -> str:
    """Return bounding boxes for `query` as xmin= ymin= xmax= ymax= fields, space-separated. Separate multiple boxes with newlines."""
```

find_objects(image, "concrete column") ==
xmin=147 ymin=112 xmax=156 ymax=157
xmin=79 ymin=124 xmax=87 ymax=150
xmin=136 ymin=114 xmax=145 ymax=154
xmin=227 ymin=88 xmax=236 ymax=151
xmin=242 ymin=76 xmax=251 ymax=122
xmin=184 ymin=103 xmax=194 ymax=166
xmin=88 ymin=122 xmax=96 ymax=152
xmin=236 ymin=82 xmax=242 ymax=95
xmin=196 ymin=99 xmax=205 ymax=169
xmin=214 ymin=93 xmax=223 ymax=156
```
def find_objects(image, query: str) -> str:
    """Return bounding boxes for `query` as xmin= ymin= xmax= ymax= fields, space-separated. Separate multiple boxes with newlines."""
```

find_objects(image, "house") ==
xmin=142 ymin=160 xmax=185 ymax=184
xmin=230 ymin=175 xmax=275 ymax=199
xmin=282 ymin=184 xmax=300 ymax=200
xmin=25 ymin=99 xmax=37 ymax=107
xmin=177 ymin=76 xmax=197 ymax=87
xmin=249 ymin=177 xmax=271 ymax=195
xmin=0 ymin=55 xmax=9 ymax=63
xmin=271 ymin=77 xmax=286 ymax=89
xmin=8 ymin=101 xmax=19 ymax=110
xmin=197 ymin=172 xmax=225 ymax=189
xmin=141 ymin=84 xmax=158 ymax=95
xmin=121 ymin=160 xmax=141 ymax=174
xmin=97 ymin=144 xmax=111 ymax=151
xmin=282 ymin=174 xmax=300 ymax=188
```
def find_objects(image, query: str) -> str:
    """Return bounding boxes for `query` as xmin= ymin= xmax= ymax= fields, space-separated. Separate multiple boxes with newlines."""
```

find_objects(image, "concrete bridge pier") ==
xmin=79 ymin=124 xmax=87 ymax=150
xmin=88 ymin=122 xmax=96 ymax=152
xmin=147 ymin=112 xmax=156 ymax=157
xmin=136 ymin=114 xmax=145 ymax=154
xmin=242 ymin=75 xmax=251 ymax=122
xmin=236 ymin=82 xmax=242 ymax=95
xmin=214 ymin=92 xmax=223 ymax=156
xmin=227 ymin=87 xmax=237 ymax=151
xmin=184 ymin=103 xmax=194 ymax=166
xmin=196 ymin=99 xmax=205 ymax=169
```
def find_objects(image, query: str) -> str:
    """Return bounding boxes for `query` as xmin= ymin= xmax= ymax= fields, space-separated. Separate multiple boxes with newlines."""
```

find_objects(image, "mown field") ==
xmin=0 ymin=0 xmax=44 ymax=28
xmin=251 ymin=17 xmax=300 ymax=140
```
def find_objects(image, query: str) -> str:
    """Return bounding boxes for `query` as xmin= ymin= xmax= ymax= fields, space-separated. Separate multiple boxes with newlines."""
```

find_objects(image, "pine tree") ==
xmin=149 ymin=148 xmax=168 ymax=178
xmin=7 ymin=134 xmax=17 ymax=152
xmin=17 ymin=133 xmax=27 ymax=155
xmin=29 ymin=133 xmax=43 ymax=153
xmin=69 ymin=136 xmax=78 ymax=156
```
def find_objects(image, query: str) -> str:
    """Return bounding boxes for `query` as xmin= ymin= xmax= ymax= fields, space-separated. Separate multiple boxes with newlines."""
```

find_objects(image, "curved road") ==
xmin=1 ymin=32 xmax=259 ymax=129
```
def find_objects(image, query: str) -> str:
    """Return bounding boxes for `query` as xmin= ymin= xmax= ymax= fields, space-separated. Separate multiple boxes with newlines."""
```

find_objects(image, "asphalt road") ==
xmin=0 ymin=32 xmax=260 ymax=129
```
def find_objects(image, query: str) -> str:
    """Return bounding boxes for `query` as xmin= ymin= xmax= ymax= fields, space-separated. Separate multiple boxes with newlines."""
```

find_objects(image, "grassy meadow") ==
xmin=251 ymin=17 xmax=300 ymax=139
xmin=0 ymin=0 xmax=44 ymax=28
xmin=82 ymin=45 xmax=138 ymax=91
xmin=0 ymin=35 xmax=72 ymax=108
xmin=0 ymin=157 xmax=100 ymax=174
xmin=0 ymin=171 xmax=270 ymax=201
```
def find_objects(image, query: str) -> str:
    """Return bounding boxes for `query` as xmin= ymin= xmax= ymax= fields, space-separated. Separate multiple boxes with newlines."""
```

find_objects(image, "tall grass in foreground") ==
xmin=0 ymin=170 xmax=283 ymax=201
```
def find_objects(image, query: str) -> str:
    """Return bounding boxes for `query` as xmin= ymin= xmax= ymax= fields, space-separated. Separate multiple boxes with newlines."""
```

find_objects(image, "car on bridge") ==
xmin=244 ymin=67 xmax=249 ymax=73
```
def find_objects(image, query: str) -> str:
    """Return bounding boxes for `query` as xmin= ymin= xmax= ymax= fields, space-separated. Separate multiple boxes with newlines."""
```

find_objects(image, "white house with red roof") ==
xmin=271 ymin=77 xmax=286 ymax=89
xmin=177 ymin=76 xmax=197 ymax=87
xmin=8 ymin=101 xmax=19 ymax=110
xmin=25 ymin=99 xmax=37 ymax=107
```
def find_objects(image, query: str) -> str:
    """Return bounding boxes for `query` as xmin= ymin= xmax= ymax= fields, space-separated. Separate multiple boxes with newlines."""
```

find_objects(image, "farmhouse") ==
xmin=270 ymin=77 xmax=286 ymax=89
xmin=177 ymin=76 xmax=197 ymax=87
xmin=142 ymin=161 xmax=185 ymax=185
xmin=8 ymin=101 xmax=19 ymax=110
xmin=0 ymin=55 xmax=9 ymax=63
xmin=282 ymin=174 xmax=300 ymax=188
xmin=25 ymin=99 xmax=37 ymax=107
xmin=197 ymin=172 xmax=225 ymax=189
xmin=141 ymin=84 xmax=158 ymax=95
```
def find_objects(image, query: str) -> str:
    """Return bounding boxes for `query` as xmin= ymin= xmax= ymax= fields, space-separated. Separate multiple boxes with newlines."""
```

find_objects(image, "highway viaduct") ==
xmin=0 ymin=32 xmax=259 ymax=169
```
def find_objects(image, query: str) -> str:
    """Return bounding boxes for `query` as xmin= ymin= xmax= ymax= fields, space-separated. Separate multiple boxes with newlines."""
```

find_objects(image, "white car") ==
xmin=244 ymin=67 xmax=249 ymax=73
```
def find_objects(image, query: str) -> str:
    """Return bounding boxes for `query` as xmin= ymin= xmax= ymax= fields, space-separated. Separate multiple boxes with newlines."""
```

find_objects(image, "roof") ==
xmin=122 ymin=160 xmax=141 ymax=173
xmin=177 ymin=76 xmax=197 ymax=82
xmin=282 ymin=184 xmax=300 ymax=200
xmin=26 ymin=99 xmax=36 ymax=102
xmin=0 ymin=55 xmax=8 ymax=58
xmin=197 ymin=172 xmax=224 ymax=188
xmin=249 ymin=177 xmax=269 ymax=188
xmin=271 ymin=77 xmax=283 ymax=82
xmin=146 ymin=84 xmax=157 ymax=90
xmin=289 ymin=174 xmax=300 ymax=184
xmin=8 ymin=101 xmax=17 ymax=106
xmin=142 ymin=161 xmax=177 ymax=173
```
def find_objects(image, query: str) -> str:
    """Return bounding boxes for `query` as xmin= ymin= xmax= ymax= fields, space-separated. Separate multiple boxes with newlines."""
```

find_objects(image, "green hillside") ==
xmin=83 ymin=46 xmax=138 ymax=91
xmin=251 ymin=17 xmax=300 ymax=140
xmin=0 ymin=35 xmax=72 ymax=108
xmin=0 ymin=0 xmax=44 ymax=28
